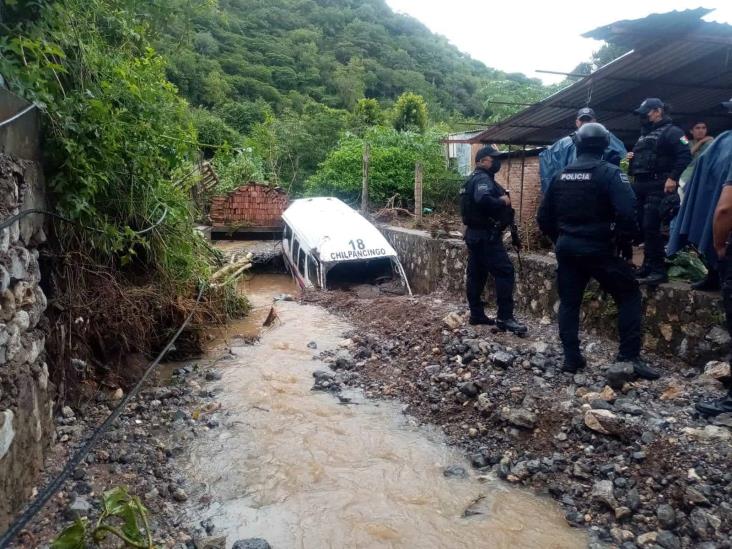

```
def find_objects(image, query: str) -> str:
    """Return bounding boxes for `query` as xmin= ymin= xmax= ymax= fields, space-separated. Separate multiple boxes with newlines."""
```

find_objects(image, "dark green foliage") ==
xmin=392 ymin=92 xmax=428 ymax=133
xmin=191 ymin=108 xmax=243 ymax=157
xmin=306 ymin=126 xmax=457 ymax=205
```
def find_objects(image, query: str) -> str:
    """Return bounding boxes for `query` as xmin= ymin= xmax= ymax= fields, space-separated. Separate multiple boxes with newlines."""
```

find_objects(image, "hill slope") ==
xmin=157 ymin=0 xmax=541 ymax=119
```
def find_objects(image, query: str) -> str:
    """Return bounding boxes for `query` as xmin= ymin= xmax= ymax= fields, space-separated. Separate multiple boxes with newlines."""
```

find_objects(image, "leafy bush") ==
xmin=191 ymin=108 xmax=242 ymax=158
xmin=392 ymin=91 xmax=428 ymax=132
xmin=305 ymin=126 xmax=457 ymax=206
xmin=212 ymin=149 xmax=266 ymax=194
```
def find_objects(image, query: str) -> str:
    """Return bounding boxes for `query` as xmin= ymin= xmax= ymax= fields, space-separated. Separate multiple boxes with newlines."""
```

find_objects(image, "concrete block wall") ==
xmin=0 ymin=89 xmax=53 ymax=531
xmin=209 ymin=183 xmax=288 ymax=228
xmin=383 ymin=225 xmax=726 ymax=366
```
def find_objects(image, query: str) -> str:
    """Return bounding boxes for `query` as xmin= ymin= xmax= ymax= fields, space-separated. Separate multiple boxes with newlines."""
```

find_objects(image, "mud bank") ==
xmin=308 ymin=291 xmax=732 ymax=548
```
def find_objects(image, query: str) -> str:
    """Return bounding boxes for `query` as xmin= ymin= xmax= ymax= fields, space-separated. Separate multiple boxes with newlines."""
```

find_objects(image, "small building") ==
xmin=209 ymin=182 xmax=288 ymax=239
xmin=463 ymin=8 xmax=732 ymax=240
xmin=444 ymin=130 xmax=484 ymax=176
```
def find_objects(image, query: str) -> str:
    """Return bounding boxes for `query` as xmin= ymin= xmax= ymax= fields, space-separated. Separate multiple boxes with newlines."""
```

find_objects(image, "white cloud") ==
xmin=385 ymin=1 xmax=732 ymax=84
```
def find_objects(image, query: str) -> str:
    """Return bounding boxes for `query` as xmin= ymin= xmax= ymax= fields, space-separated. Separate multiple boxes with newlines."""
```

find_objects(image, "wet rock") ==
xmin=573 ymin=373 xmax=588 ymax=386
xmin=61 ymin=405 xmax=75 ymax=419
xmin=689 ymin=507 xmax=715 ymax=540
xmin=470 ymin=452 xmax=489 ymax=469
xmin=712 ymin=412 xmax=732 ymax=428
xmin=590 ymin=399 xmax=614 ymax=411
xmin=615 ymin=398 xmax=644 ymax=416
xmin=501 ymin=407 xmax=536 ymax=429
xmin=312 ymin=370 xmax=334 ymax=382
xmin=458 ymin=382 xmax=480 ymax=399
xmin=200 ymin=518 xmax=215 ymax=535
xmin=615 ymin=506 xmax=632 ymax=520
xmin=606 ymin=363 xmax=635 ymax=390
xmin=591 ymin=480 xmax=619 ymax=511
xmin=530 ymin=341 xmax=549 ymax=355
xmin=205 ymin=370 xmax=223 ymax=382
xmin=443 ymin=465 xmax=468 ymax=479
xmin=232 ymin=539 xmax=271 ymax=549
xmin=171 ymin=487 xmax=188 ymax=502
xmin=334 ymin=350 xmax=355 ymax=370
xmin=702 ymin=360 xmax=730 ymax=381
xmin=636 ymin=532 xmax=657 ymax=546
xmin=685 ymin=486 xmax=710 ymax=506
xmin=610 ymin=527 xmax=635 ymax=544
xmin=626 ymin=488 xmax=641 ymax=511
xmin=475 ymin=393 xmax=493 ymax=414
xmin=424 ymin=364 xmax=441 ymax=376
xmin=490 ymin=351 xmax=515 ymax=369
xmin=195 ymin=536 xmax=226 ymax=549
xmin=442 ymin=312 xmax=463 ymax=329
xmin=584 ymin=409 xmax=623 ymax=436
xmin=705 ymin=326 xmax=731 ymax=346
xmin=682 ymin=425 xmax=731 ymax=442
xmin=68 ymin=496 xmax=91 ymax=516
xmin=657 ymin=504 xmax=676 ymax=529
xmin=656 ymin=530 xmax=681 ymax=549
xmin=307 ymin=341 xmax=317 ymax=349
xmin=508 ymin=461 xmax=529 ymax=482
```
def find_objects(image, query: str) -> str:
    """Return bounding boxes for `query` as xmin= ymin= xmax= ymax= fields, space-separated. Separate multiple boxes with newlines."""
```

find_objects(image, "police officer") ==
xmin=696 ymin=97 xmax=732 ymax=416
xmin=537 ymin=123 xmax=660 ymax=379
xmin=461 ymin=146 xmax=527 ymax=335
xmin=629 ymin=98 xmax=692 ymax=285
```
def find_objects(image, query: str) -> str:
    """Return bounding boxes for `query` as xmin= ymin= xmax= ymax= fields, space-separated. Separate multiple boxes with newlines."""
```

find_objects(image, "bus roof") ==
xmin=282 ymin=197 xmax=398 ymax=263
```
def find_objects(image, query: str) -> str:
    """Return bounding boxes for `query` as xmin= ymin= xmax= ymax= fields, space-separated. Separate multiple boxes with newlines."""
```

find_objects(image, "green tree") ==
xmin=392 ymin=91 xmax=428 ymax=133
xmin=353 ymin=98 xmax=383 ymax=128
xmin=306 ymin=126 xmax=456 ymax=205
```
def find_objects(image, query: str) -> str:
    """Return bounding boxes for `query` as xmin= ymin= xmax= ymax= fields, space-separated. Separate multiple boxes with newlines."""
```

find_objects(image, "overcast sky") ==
xmin=385 ymin=1 xmax=732 ymax=84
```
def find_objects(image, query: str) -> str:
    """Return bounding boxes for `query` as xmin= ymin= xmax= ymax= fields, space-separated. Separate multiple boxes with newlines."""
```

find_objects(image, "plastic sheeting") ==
xmin=539 ymin=134 xmax=628 ymax=193
xmin=667 ymin=130 xmax=732 ymax=267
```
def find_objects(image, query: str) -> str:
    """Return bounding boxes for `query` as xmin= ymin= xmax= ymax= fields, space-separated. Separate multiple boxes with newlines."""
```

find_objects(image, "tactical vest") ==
xmin=460 ymin=171 xmax=510 ymax=231
xmin=630 ymin=123 xmax=671 ymax=177
xmin=553 ymin=160 xmax=615 ymax=228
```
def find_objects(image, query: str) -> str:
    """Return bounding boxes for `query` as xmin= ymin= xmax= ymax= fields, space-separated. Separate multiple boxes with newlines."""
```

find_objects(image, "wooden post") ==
xmin=361 ymin=143 xmax=370 ymax=214
xmin=414 ymin=161 xmax=423 ymax=226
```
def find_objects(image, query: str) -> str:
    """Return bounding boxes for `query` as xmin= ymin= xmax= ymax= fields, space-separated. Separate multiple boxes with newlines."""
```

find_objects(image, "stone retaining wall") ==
xmin=0 ymin=89 xmax=53 ymax=531
xmin=383 ymin=225 xmax=727 ymax=366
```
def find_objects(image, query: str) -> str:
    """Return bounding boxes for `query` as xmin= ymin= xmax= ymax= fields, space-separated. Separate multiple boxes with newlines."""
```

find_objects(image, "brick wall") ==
xmin=209 ymin=183 xmax=288 ymax=228
xmin=494 ymin=155 xmax=542 ymax=245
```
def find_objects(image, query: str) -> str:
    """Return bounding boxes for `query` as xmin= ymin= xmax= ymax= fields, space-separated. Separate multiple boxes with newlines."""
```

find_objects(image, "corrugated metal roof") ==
xmin=472 ymin=9 xmax=732 ymax=146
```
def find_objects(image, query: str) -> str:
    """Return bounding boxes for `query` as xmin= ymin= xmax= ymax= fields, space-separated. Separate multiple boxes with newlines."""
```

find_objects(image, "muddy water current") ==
xmin=181 ymin=274 xmax=586 ymax=548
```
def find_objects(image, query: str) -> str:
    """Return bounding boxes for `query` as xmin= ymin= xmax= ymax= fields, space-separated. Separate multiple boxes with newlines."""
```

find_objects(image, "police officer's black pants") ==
xmin=465 ymin=235 xmax=515 ymax=320
xmin=633 ymin=179 xmax=666 ymax=274
xmin=719 ymin=241 xmax=732 ymax=397
xmin=557 ymin=254 xmax=642 ymax=366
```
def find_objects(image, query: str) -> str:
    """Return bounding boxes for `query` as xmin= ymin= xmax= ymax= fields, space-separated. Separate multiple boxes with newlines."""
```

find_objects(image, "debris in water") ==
xmin=263 ymin=306 xmax=279 ymax=327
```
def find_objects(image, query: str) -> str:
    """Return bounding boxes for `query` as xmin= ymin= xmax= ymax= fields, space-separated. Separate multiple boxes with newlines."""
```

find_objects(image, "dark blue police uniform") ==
xmin=630 ymin=115 xmax=692 ymax=277
xmin=537 ymin=153 xmax=642 ymax=369
xmin=461 ymin=165 xmax=515 ymax=322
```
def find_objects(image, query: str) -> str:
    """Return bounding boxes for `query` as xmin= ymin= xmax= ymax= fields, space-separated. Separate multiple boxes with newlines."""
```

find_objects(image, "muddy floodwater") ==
xmin=180 ymin=274 xmax=586 ymax=548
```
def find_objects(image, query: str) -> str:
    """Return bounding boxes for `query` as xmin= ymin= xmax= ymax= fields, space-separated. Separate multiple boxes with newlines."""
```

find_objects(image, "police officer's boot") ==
xmin=562 ymin=356 xmax=587 ymax=374
xmin=629 ymin=357 xmax=661 ymax=380
xmin=469 ymin=314 xmax=495 ymax=326
xmin=696 ymin=377 xmax=732 ymax=416
xmin=691 ymin=268 xmax=720 ymax=291
xmin=638 ymin=271 xmax=668 ymax=286
xmin=496 ymin=317 xmax=528 ymax=336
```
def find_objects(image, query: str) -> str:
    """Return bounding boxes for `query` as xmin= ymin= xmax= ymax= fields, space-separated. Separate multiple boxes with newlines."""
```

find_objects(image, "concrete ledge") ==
xmin=382 ymin=225 xmax=726 ymax=365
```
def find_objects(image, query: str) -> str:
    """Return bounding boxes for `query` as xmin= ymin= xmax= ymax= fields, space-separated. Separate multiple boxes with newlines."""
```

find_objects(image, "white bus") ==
xmin=281 ymin=197 xmax=411 ymax=294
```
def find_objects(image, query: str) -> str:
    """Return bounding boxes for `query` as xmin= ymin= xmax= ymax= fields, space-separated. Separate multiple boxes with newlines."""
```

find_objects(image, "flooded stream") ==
xmin=181 ymin=274 xmax=586 ymax=548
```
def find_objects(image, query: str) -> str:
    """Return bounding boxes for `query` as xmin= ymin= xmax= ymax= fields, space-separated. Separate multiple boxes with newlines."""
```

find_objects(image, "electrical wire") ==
xmin=0 ymin=283 xmax=206 ymax=548
xmin=0 ymin=103 xmax=38 ymax=129
xmin=0 ymin=206 xmax=198 ymax=546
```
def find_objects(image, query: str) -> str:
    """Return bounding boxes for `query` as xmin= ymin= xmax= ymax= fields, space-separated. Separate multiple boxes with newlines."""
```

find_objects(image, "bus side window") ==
xmin=297 ymin=248 xmax=306 ymax=275
xmin=308 ymin=256 xmax=320 ymax=288
xmin=283 ymin=224 xmax=291 ymax=242
xmin=292 ymin=239 xmax=300 ymax=265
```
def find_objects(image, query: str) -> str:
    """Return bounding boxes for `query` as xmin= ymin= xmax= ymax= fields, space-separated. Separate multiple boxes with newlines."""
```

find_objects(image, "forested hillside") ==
xmin=157 ymin=0 xmax=542 ymax=120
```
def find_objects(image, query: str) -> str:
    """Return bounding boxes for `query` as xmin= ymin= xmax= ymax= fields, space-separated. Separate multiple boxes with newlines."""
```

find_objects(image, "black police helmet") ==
xmin=574 ymin=122 xmax=610 ymax=154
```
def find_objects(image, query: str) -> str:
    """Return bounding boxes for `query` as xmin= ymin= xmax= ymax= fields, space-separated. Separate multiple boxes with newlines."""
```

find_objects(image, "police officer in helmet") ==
xmin=461 ymin=146 xmax=527 ymax=335
xmin=538 ymin=123 xmax=660 ymax=379
xmin=629 ymin=98 xmax=692 ymax=285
